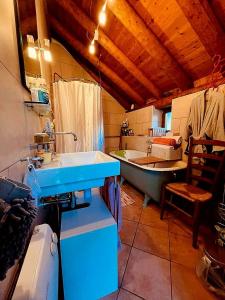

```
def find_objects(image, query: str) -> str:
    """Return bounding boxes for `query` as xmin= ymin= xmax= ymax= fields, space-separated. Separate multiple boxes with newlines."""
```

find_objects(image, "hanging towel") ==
xmin=152 ymin=137 xmax=177 ymax=147
xmin=101 ymin=177 xmax=122 ymax=249
xmin=0 ymin=177 xmax=31 ymax=203
xmin=0 ymin=179 xmax=37 ymax=280
xmin=185 ymin=89 xmax=225 ymax=153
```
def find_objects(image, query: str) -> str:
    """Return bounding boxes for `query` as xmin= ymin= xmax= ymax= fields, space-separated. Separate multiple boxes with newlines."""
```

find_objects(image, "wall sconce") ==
xmin=27 ymin=35 xmax=37 ymax=59
xmin=27 ymin=35 xmax=52 ymax=62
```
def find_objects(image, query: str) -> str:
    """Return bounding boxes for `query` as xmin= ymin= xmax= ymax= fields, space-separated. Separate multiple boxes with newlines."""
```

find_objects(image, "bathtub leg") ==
xmin=120 ymin=176 xmax=125 ymax=186
xmin=143 ymin=194 xmax=151 ymax=207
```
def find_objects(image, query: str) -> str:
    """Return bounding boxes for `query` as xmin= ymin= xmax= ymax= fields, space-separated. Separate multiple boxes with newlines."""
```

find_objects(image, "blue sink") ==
xmin=26 ymin=151 xmax=120 ymax=197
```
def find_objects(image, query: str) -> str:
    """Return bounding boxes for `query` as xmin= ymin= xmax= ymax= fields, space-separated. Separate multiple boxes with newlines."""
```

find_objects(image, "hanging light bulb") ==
xmin=99 ymin=2 xmax=107 ymax=26
xmin=89 ymin=40 xmax=96 ymax=55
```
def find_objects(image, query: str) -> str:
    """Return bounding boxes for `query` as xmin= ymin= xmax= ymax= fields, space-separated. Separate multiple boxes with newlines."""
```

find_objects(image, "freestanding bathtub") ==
xmin=110 ymin=150 xmax=187 ymax=205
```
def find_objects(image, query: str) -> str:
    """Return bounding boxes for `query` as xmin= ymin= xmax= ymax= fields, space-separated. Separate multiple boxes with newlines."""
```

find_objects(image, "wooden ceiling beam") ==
xmin=54 ymin=0 xmax=161 ymax=99
xmin=153 ymin=75 xmax=225 ymax=109
xmin=176 ymin=0 xmax=225 ymax=57
xmin=52 ymin=31 xmax=133 ymax=110
xmin=50 ymin=17 xmax=145 ymax=106
xmin=107 ymin=0 xmax=192 ymax=90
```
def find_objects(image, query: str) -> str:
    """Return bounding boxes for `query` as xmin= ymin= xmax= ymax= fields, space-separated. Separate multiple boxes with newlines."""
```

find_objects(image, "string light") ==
xmin=88 ymin=1 xmax=108 ymax=54
xmin=89 ymin=39 xmax=96 ymax=55
xmin=99 ymin=2 xmax=107 ymax=26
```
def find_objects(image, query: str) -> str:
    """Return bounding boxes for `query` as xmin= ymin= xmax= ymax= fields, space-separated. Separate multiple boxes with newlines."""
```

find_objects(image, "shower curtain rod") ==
xmin=53 ymin=72 xmax=101 ymax=87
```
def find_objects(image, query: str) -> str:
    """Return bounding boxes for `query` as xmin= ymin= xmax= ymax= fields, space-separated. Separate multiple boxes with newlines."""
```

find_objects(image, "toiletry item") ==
xmin=38 ymin=78 xmax=49 ymax=104
xmin=37 ymin=89 xmax=49 ymax=104
xmin=34 ymin=133 xmax=50 ymax=144
xmin=39 ymin=152 xmax=52 ymax=165
xmin=30 ymin=78 xmax=49 ymax=104
xmin=30 ymin=85 xmax=39 ymax=102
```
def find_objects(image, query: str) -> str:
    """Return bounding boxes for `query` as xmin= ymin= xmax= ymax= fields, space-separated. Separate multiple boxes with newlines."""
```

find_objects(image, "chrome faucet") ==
xmin=46 ymin=131 xmax=78 ymax=141
xmin=146 ymin=139 xmax=153 ymax=157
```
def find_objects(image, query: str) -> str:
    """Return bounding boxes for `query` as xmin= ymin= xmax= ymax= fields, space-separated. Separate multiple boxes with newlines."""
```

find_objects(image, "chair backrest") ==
xmin=186 ymin=137 xmax=225 ymax=194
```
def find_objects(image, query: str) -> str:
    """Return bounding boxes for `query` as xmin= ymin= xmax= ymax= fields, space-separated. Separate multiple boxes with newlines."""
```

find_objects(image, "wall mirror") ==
xmin=15 ymin=0 xmax=42 ymax=91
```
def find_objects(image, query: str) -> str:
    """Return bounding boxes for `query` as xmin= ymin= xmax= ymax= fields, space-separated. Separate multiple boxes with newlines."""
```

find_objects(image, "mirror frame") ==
xmin=13 ymin=0 xmax=30 ymax=92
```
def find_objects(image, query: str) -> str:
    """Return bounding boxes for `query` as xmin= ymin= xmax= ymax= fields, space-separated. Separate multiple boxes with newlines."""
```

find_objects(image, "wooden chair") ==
xmin=160 ymin=137 xmax=225 ymax=248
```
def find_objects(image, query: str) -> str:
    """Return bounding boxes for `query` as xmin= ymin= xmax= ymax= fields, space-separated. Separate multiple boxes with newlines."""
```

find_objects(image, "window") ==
xmin=165 ymin=111 xmax=172 ymax=131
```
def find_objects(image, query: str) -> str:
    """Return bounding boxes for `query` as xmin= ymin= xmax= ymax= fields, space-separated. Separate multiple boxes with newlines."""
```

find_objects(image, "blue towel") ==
xmin=23 ymin=165 xmax=41 ymax=204
xmin=108 ymin=180 xmax=122 ymax=249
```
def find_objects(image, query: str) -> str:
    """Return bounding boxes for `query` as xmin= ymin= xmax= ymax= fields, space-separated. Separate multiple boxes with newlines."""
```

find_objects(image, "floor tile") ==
xmin=168 ymin=215 xmax=192 ymax=238
xmin=171 ymin=262 xmax=218 ymax=300
xmin=122 ymin=205 xmax=142 ymax=222
xmin=134 ymin=224 xmax=170 ymax=260
xmin=117 ymin=288 xmax=143 ymax=300
xmin=100 ymin=290 xmax=119 ymax=300
xmin=169 ymin=233 xmax=203 ymax=269
xmin=120 ymin=220 xmax=138 ymax=246
xmin=119 ymin=244 xmax=131 ymax=287
xmin=122 ymin=184 xmax=143 ymax=208
xmin=140 ymin=205 xmax=168 ymax=231
xmin=122 ymin=248 xmax=171 ymax=300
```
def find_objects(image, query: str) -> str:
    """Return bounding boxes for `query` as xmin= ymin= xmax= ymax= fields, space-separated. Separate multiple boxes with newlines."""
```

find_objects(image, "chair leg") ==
xmin=160 ymin=185 xmax=167 ymax=220
xmin=192 ymin=201 xmax=201 ymax=249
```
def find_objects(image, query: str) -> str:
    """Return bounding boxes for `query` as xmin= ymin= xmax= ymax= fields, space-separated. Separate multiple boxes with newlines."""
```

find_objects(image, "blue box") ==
xmin=60 ymin=192 xmax=118 ymax=300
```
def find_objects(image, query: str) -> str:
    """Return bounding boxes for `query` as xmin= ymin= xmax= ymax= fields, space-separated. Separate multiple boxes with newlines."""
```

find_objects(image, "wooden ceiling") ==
xmin=18 ymin=0 xmax=225 ymax=109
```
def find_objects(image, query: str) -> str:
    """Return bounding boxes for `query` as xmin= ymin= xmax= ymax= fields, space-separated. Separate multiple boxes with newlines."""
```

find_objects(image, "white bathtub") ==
xmin=110 ymin=150 xmax=187 ymax=205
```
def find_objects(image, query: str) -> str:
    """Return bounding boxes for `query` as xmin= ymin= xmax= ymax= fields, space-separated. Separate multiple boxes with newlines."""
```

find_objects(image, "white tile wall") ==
xmin=126 ymin=106 xmax=163 ymax=136
xmin=122 ymin=136 xmax=149 ymax=152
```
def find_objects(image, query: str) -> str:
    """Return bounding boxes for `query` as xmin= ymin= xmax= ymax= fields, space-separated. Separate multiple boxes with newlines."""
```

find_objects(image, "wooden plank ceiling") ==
xmin=20 ymin=0 xmax=225 ymax=109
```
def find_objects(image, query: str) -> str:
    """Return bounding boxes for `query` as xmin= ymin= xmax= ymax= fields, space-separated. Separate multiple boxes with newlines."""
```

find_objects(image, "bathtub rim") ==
xmin=109 ymin=150 xmax=187 ymax=172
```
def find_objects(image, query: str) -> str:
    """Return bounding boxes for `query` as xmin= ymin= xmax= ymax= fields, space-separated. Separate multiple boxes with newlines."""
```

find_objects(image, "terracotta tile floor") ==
xmin=101 ymin=182 xmax=219 ymax=300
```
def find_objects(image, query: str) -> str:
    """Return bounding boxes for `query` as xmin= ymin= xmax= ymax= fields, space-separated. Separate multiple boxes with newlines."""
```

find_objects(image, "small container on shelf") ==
xmin=34 ymin=133 xmax=50 ymax=144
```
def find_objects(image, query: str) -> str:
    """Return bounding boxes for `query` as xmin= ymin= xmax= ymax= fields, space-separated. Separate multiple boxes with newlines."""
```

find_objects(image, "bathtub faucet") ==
xmin=146 ymin=139 xmax=153 ymax=156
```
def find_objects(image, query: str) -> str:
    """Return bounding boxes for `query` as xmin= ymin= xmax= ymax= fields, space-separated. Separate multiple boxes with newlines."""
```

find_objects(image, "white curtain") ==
xmin=53 ymin=80 xmax=104 ymax=153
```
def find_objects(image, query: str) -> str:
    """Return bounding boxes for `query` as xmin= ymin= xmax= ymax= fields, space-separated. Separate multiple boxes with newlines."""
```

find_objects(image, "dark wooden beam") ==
xmin=153 ymin=75 xmax=225 ymax=109
xmin=50 ymin=17 xmax=145 ymax=106
xmin=54 ymin=0 xmax=161 ymax=99
xmin=209 ymin=0 xmax=225 ymax=32
xmin=176 ymin=0 xmax=225 ymax=57
xmin=107 ymin=0 xmax=192 ymax=90
xmin=52 ymin=31 xmax=133 ymax=110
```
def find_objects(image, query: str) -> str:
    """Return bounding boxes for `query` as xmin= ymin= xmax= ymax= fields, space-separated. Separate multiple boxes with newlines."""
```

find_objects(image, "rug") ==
xmin=121 ymin=188 xmax=135 ymax=207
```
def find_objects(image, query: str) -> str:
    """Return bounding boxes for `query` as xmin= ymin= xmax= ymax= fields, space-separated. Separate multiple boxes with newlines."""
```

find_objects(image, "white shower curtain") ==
xmin=53 ymin=80 xmax=104 ymax=153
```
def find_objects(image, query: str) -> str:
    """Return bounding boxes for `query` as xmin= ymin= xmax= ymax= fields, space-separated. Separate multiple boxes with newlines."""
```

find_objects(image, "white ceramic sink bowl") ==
xmin=27 ymin=151 xmax=120 ymax=198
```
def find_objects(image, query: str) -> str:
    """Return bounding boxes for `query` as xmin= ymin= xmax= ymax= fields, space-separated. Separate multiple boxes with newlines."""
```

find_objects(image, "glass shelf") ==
xmin=24 ymin=101 xmax=51 ymax=116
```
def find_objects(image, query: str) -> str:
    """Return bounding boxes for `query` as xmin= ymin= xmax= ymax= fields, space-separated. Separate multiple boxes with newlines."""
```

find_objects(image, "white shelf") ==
xmin=24 ymin=101 xmax=51 ymax=116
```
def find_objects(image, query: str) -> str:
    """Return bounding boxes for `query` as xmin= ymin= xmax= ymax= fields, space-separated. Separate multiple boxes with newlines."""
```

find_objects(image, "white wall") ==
xmin=125 ymin=106 xmax=162 ymax=136
xmin=0 ymin=0 xmax=43 ymax=297
xmin=0 ymin=0 xmax=41 ymax=181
